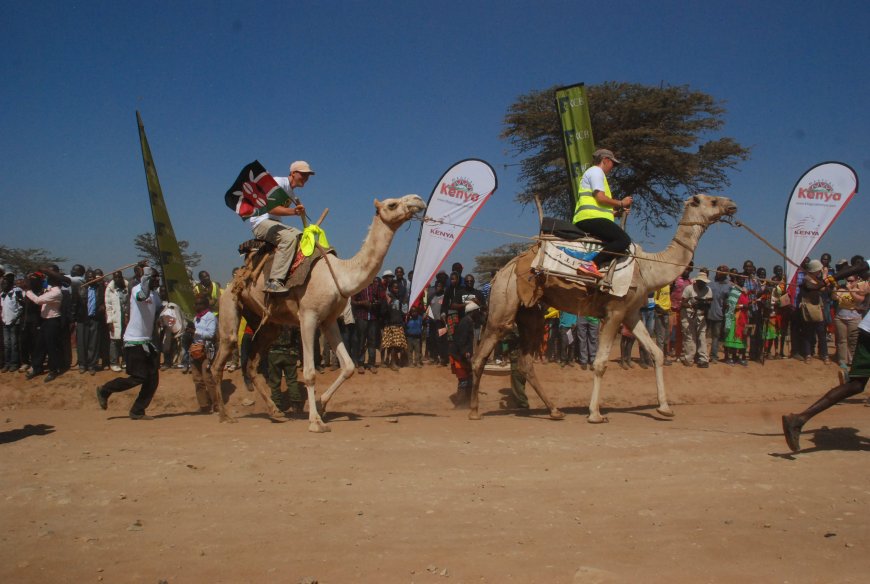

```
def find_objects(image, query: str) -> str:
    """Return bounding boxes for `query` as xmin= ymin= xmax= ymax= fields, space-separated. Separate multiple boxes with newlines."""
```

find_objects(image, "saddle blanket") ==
xmin=532 ymin=240 xmax=636 ymax=297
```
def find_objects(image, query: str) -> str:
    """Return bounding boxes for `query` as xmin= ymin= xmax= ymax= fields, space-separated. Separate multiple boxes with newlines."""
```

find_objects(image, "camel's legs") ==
xmin=516 ymin=306 xmax=564 ymax=420
xmin=469 ymin=322 xmax=507 ymax=420
xmin=245 ymin=324 xmax=284 ymax=420
xmin=211 ymin=292 xmax=242 ymax=423
xmin=317 ymin=319 xmax=356 ymax=409
xmin=630 ymin=312 xmax=673 ymax=417
xmin=588 ymin=310 xmax=624 ymax=423
xmin=299 ymin=310 xmax=330 ymax=433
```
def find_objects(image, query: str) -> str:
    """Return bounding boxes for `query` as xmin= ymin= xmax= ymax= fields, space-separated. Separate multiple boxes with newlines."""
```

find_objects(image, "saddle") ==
xmin=527 ymin=217 xmax=636 ymax=298
xmin=237 ymin=237 xmax=336 ymax=291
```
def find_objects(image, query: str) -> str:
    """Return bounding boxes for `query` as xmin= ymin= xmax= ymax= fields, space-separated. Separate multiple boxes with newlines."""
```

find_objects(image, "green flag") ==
xmin=555 ymin=83 xmax=595 ymax=216
xmin=136 ymin=111 xmax=195 ymax=318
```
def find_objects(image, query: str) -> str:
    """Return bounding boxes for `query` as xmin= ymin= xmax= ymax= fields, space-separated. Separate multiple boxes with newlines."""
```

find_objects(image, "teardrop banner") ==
xmin=409 ymin=159 xmax=498 ymax=307
xmin=784 ymin=161 xmax=858 ymax=289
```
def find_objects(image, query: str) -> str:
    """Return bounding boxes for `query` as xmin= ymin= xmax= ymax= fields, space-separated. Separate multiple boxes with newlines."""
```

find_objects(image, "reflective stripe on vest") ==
xmin=573 ymin=174 xmax=615 ymax=223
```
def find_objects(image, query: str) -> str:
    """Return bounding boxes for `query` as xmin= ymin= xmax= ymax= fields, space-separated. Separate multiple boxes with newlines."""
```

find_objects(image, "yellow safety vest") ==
xmin=573 ymin=173 xmax=615 ymax=223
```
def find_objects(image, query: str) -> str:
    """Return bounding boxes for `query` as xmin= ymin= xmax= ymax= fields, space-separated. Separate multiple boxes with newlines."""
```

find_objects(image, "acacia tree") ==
xmin=502 ymin=81 xmax=750 ymax=230
xmin=473 ymin=242 xmax=529 ymax=283
xmin=0 ymin=245 xmax=67 ymax=276
xmin=133 ymin=233 xmax=202 ymax=271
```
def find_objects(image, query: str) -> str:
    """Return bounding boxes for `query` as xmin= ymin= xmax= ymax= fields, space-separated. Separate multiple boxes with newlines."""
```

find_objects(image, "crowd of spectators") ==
xmin=1 ymin=251 xmax=866 ymax=416
xmin=542 ymin=254 xmax=868 ymax=373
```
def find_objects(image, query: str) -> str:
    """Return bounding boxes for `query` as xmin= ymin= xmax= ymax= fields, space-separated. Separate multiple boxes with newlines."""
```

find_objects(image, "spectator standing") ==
xmin=448 ymin=300 xmax=482 ymax=407
xmin=707 ymin=266 xmax=731 ymax=363
xmin=351 ymin=277 xmax=383 ymax=374
xmin=576 ymin=314 xmax=600 ymax=370
xmin=189 ymin=294 xmax=218 ymax=414
xmin=23 ymin=269 xmax=65 ymax=382
xmin=18 ymin=274 xmax=42 ymax=373
xmin=104 ymin=271 xmax=129 ymax=372
xmin=798 ymin=259 xmax=830 ymax=363
xmin=653 ymin=285 xmax=672 ymax=365
xmin=833 ymin=273 xmax=866 ymax=371
xmin=426 ymin=280 xmax=447 ymax=365
xmin=381 ymin=280 xmax=408 ymax=371
xmin=78 ymin=269 xmax=105 ymax=375
xmin=681 ymin=272 xmax=713 ymax=367
xmin=405 ymin=304 xmax=424 ymax=368
xmin=670 ymin=263 xmax=693 ymax=358
xmin=96 ymin=264 xmax=162 ymax=420
xmin=637 ymin=293 xmax=656 ymax=369
xmin=394 ymin=266 xmax=409 ymax=304
xmin=193 ymin=271 xmax=221 ymax=316
xmin=723 ymin=274 xmax=749 ymax=366
xmin=558 ymin=311 xmax=578 ymax=367
xmin=1 ymin=273 xmax=24 ymax=372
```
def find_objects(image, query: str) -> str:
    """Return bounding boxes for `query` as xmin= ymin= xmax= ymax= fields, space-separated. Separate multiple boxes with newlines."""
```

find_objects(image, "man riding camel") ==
xmin=573 ymin=148 xmax=632 ymax=279
xmin=250 ymin=161 xmax=314 ymax=293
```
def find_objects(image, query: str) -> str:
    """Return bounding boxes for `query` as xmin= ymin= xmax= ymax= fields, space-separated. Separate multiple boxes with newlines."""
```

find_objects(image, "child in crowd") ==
xmin=405 ymin=305 xmax=423 ymax=368
xmin=381 ymin=281 xmax=408 ymax=371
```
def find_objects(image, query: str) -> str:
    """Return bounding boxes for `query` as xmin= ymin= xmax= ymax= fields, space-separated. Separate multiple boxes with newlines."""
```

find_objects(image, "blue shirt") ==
xmin=87 ymin=286 xmax=97 ymax=317
xmin=559 ymin=312 xmax=578 ymax=328
xmin=405 ymin=315 xmax=423 ymax=337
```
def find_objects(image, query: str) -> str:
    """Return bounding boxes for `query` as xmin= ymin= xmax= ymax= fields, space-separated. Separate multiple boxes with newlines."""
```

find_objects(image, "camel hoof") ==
xmin=656 ymin=406 xmax=675 ymax=418
xmin=308 ymin=421 xmax=331 ymax=433
xmin=587 ymin=414 xmax=609 ymax=424
xmin=468 ymin=410 xmax=482 ymax=421
xmin=549 ymin=409 xmax=565 ymax=420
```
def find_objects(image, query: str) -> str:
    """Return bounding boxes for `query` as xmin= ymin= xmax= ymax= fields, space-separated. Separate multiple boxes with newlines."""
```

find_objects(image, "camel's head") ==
xmin=374 ymin=194 xmax=427 ymax=228
xmin=683 ymin=193 xmax=737 ymax=224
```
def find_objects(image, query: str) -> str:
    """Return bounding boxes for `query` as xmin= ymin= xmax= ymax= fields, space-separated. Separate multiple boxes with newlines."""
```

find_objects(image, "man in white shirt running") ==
xmin=96 ymin=262 xmax=162 ymax=420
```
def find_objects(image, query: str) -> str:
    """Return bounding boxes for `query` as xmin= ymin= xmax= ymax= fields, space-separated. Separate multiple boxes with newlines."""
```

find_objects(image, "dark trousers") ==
xmin=32 ymin=317 xmax=63 ymax=374
xmin=575 ymin=217 xmax=631 ymax=268
xmin=77 ymin=318 xmax=101 ymax=370
xmin=354 ymin=319 xmax=379 ymax=367
xmin=103 ymin=344 xmax=160 ymax=416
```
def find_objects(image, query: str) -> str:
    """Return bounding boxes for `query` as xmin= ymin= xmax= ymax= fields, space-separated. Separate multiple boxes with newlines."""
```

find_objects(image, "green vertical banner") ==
xmin=136 ymin=111 xmax=195 ymax=318
xmin=555 ymin=83 xmax=595 ymax=216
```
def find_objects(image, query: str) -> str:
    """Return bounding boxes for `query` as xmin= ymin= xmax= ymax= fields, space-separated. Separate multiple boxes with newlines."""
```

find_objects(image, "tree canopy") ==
xmin=0 ymin=245 xmax=67 ymax=277
xmin=133 ymin=233 xmax=201 ymax=271
xmin=473 ymin=242 xmax=530 ymax=283
xmin=502 ymin=81 xmax=750 ymax=230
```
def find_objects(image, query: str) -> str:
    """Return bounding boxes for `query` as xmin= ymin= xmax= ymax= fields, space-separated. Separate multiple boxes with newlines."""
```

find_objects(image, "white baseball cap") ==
xmin=290 ymin=160 xmax=315 ymax=175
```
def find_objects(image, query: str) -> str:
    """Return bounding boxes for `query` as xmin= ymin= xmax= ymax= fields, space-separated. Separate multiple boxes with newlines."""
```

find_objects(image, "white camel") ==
xmin=211 ymin=194 xmax=427 ymax=432
xmin=469 ymin=194 xmax=737 ymax=423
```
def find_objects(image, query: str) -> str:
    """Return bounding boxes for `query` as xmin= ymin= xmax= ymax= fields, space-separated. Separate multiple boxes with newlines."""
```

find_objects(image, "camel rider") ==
xmin=251 ymin=161 xmax=313 ymax=294
xmin=573 ymin=149 xmax=632 ymax=279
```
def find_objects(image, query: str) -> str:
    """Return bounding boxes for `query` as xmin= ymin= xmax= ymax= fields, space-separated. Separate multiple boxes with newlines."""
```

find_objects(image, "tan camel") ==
xmin=211 ymin=194 xmax=427 ymax=432
xmin=469 ymin=194 xmax=737 ymax=423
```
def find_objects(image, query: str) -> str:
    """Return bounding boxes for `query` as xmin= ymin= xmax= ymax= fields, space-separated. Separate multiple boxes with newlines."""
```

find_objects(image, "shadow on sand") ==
xmin=0 ymin=424 xmax=56 ymax=444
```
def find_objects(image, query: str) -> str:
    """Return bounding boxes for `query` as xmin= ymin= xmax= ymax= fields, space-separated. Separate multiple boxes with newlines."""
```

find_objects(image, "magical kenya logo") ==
xmin=439 ymin=177 xmax=481 ymax=203
xmin=797 ymin=179 xmax=843 ymax=202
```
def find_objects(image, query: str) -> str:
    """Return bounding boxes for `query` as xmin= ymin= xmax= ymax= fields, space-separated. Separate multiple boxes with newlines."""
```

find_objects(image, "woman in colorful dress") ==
xmin=723 ymin=273 xmax=749 ymax=366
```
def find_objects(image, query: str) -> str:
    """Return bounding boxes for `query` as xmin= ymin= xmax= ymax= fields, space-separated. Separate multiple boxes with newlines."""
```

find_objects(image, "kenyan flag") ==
xmin=225 ymin=160 xmax=290 ymax=219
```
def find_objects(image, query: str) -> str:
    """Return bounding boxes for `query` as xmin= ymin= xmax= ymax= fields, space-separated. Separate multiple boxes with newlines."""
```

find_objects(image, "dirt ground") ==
xmin=1 ymin=354 xmax=869 ymax=584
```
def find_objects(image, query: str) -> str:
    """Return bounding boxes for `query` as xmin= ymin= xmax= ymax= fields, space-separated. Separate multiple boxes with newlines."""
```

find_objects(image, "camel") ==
xmin=211 ymin=194 xmax=427 ymax=432
xmin=469 ymin=194 xmax=738 ymax=423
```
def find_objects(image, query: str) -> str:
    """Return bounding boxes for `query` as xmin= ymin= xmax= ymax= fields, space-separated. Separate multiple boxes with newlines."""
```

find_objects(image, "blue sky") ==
xmin=1 ymin=0 xmax=867 ymax=285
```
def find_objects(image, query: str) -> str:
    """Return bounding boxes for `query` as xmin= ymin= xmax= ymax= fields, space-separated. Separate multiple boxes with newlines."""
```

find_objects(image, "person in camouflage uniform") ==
xmin=501 ymin=324 xmax=529 ymax=409
xmin=267 ymin=325 xmax=305 ymax=415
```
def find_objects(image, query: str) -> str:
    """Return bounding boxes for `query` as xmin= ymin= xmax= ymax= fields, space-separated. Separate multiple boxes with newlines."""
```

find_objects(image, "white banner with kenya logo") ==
xmin=409 ymin=159 xmax=497 ymax=307
xmin=784 ymin=161 xmax=858 ymax=288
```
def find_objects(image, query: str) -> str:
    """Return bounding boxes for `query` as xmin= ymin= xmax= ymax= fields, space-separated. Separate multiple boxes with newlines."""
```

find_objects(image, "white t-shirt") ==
xmin=124 ymin=283 xmax=162 ymax=343
xmin=860 ymin=310 xmax=870 ymax=334
xmin=579 ymin=165 xmax=607 ymax=194
xmin=250 ymin=175 xmax=295 ymax=230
